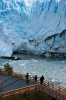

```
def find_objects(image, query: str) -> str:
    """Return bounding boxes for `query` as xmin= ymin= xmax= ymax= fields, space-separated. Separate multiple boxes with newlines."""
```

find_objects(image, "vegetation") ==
xmin=4 ymin=63 xmax=13 ymax=72
xmin=4 ymin=63 xmax=13 ymax=75
xmin=1 ymin=91 xmax=53 ymax=100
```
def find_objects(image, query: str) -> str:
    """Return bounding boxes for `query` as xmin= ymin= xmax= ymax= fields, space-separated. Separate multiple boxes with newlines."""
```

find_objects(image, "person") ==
xmin=25 ymin=73 xmax=29 ymax=83
xmin=34 ymin=75 xmax=37 ymax=83
xmin=40 ymin=75 xmax=44 ymax=85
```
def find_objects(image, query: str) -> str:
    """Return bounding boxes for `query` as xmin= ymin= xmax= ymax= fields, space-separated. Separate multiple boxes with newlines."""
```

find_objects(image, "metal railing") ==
xmin=1 ymin=84 xmax=37 ymax=99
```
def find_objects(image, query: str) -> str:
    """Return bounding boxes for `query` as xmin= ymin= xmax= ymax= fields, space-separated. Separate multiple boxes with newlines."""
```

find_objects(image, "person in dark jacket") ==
xmin=34 ymin=75 xmax=37 ymax=83
xmin=25 ymin=73 xmax=29 ymax=83
xmin=40 ymin=75 xmax=44 ymax=85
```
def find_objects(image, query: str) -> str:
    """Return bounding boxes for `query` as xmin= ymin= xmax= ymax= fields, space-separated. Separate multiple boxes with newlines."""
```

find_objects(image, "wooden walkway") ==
xmin=0 ymin=71 xmax=66 ymax=100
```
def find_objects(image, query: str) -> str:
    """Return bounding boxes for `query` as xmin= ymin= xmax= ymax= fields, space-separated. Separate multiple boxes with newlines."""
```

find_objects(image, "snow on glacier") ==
xmin=0 ymin=0 xmax=66 ymax=56
xmin=0 ymin=40 xmax=12 ymax=56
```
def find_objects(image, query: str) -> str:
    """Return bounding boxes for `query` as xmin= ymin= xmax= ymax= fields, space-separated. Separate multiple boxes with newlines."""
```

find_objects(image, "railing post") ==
xmin=28 ymin=87 xmax=29 ymax=92
xmin=63 ymin=95 xmax=64 ymax=100
xmin=33 ymin=76 xmax=34 ymax=82
xmin=35 ymin=84 xmax=37 ymax=91
xmin=48 ymin=81 xmax=49 ymax=87
xmin=59 ymin=86 xmax=60 ymax=92
xmin=25 ymin=88 xmax=26 ymax=98
xmin=48 ymin=82 xmax=50 ymax=96
xmin=52 ymin=83 xmax=53 ymax=89
xmin=56 ymin=92 xmax=57 ymax=100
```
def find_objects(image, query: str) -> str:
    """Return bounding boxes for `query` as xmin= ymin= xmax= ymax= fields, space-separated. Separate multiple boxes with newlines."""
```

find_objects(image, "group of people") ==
xmin=25 ymin=73 xmax=44 ymax=85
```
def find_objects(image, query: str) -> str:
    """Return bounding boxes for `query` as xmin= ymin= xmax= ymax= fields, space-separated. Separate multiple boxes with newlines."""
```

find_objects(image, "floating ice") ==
xmin=61 ymin=61 xmax=65 ymax=63
xmin=6 ymin=59 xmax=66 ymax=88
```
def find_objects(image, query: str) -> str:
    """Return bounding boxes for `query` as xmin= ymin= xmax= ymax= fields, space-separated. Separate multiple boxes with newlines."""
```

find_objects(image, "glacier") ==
xmin=0 ymin=0 xmax=66 ymax=57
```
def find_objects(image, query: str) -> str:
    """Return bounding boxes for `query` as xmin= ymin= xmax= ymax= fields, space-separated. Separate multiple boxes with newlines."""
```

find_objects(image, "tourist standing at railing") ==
xmin=34 ymin=75 xmax=37 ymax=83
xmin=40 ymin=75 xmax=44 ymax=85
xmin=25 ymin=73 xmax=29 ymax=84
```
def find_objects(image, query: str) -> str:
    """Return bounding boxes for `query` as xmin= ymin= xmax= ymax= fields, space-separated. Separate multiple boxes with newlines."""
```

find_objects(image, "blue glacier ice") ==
xmin=0 ymin=0 xmax=66 ymax=57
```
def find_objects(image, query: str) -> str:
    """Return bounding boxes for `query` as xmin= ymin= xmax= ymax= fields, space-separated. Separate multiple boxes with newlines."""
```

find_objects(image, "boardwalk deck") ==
xmin=0 ymin=74 xmax=34 ymax=94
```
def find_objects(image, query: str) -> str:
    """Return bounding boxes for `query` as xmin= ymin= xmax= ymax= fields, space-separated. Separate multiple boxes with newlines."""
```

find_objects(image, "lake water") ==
xmin=0 ymin=54 xmax=66 ymax=88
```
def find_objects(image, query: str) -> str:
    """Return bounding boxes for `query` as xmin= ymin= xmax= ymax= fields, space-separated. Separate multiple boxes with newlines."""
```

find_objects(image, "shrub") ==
xmin=4 ymin=63 xmax=13 ymax=72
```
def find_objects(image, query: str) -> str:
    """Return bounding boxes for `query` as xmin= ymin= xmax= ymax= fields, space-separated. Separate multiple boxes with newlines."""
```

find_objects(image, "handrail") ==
xmin=1 ymin=84 xmax=37 ymax=98
xmin=37 ymin=84 xmax=66 ymax=100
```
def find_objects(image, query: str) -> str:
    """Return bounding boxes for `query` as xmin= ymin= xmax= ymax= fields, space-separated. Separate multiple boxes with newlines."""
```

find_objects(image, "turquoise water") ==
xmin=0 ymin=54 xmax=66 ymax=66
xmin=0 ymin=54 xmax=66 ymax=87
xmin=13 ymin=54 xmax=66 ymax=61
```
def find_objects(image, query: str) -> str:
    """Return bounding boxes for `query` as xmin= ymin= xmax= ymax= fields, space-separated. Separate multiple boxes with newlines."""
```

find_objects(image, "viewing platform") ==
xmin=0 ymin=70 xmax=66 ymax=100
xmin=0 ymin=74 xmax=34 ymax=93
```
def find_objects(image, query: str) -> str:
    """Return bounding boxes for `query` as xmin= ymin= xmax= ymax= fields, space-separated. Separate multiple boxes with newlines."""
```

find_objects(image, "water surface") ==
xmin=0 ymin=54 xmax=66 ymax=87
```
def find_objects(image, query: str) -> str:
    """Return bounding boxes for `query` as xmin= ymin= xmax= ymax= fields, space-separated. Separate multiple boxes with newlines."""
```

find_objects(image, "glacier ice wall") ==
xmin=0 ymin=0 xmax=66 ymax=56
